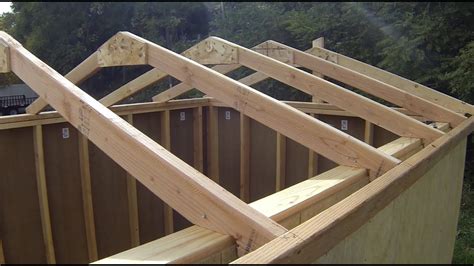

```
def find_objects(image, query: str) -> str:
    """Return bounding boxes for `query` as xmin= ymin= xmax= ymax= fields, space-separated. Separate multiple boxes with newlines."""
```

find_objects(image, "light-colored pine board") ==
xmin=1 ymin=31 xmax=287 ymax=254
xmin=125 ymin=114 xmax=140 ymax=247
xmin=364 ymin=120 xmax=374 ymax=146
xmin=232 ymin=116 xmax=474 ymax=264
xmin=240 ymin=113 xmax=250 ymax=202
xmin=33 ymin=125 xmax=56 ymax=263
xmin=143 ymin=33 xmax=399 ymax=178
xmin=193 ymin=107 xmax=204 ymax=172
xmin=26 ymin=52 xmax=100 ymax=114
xmin=78 ymin=134 xmax=99 ymax=261
xmin=308 ymin=44 xmax=474 ymax=116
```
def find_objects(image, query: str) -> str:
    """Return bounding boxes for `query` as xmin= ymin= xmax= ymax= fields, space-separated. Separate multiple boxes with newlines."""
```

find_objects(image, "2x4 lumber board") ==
xmin=160 ymin=110 xmax=174 ymax=236
xmin=205 ymin=37 xmax=443 ymax=144
xmin=125 ymin=114 xmax=140 ymax=247
xmin=0 ymin=31 xmax=287 ymax=254
xmin=95 ymin=129 xmax=425 ymax=264
xmin=26 ymin=52 xmax=100 ymax=114
xmin=207 ymin=106 xmax=220 ymax=183
xmin=152 ymin=64 xmax=240 ymax=103
xmin=78 ymin=134 xmax=99 ymax=261
xmin=276 ymin=133 xmax=286 ymax=191
xmin=240 ymin=113 xmax=250 ymax=202
xmin=365 ymin=121 xmax=374 ymax=146
xmin=266 ymin=41 xmax=465 ymax=127
xmin=193 ymin=107 xmax=204 ymax=172
xmin=308 ymin=44 xmax=474 ymax=116
xmin=139 ymin=33 xmax=400 ymax=177
xmin=33 ymin=125 xmax=56 ymax=263
xmin=232 ymin=116 xmax=474 ymax=264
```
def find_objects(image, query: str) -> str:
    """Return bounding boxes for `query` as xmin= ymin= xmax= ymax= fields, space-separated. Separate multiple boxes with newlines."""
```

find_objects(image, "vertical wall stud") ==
xmin=240 ymin=113 xmax=250 ymax=202
xmin=276 ymin=133 xmax=286 ymax=191
xmin=207 ymin=106 xmax=219 ymax=183
xmin=125 ymin=114 xmax=140 ymax=247
xmin=161 ymin=110 xmax=174 ymax=235
xmin=193 ymin=107 xmax=204 ymax=172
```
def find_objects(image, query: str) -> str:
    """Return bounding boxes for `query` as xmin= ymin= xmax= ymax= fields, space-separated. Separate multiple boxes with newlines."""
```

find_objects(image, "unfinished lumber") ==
xmin=95 ymin=126 xmax=426 ymax=264
xmin=240 ymin=113 xmax=250 ymax=202
xmin=78 ymin=134 xmax=99 ymax=261
xmin=365 ymin=121 xmax=374 ymax=146
xmin=26 ymin=52 xmax=100 ymax=114
xmin=33 ymin=125 xmax=56 ymax=263
xmin=233 ymin=116 xmax=474 ymax=264
xmin=0 ymin=40 xmax=10 ymax=73
xmin=160 ymin=110 xmax=174 ymax=235
xmin=308 ymin=44 xmax=474 ymax=116
xmin=132 ymin=32 xmax=400 ymax=177
xmin=187 ymin=37 xmax=443 ymax=144
xmin=0 ymin=31 xmax=288 ymax=254
xmin=263 ymin=41 xmax=465 ymax=127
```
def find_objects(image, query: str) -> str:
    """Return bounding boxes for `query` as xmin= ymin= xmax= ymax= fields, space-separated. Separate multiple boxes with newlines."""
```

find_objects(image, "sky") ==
xmin=0 ymin=2 xmax=12 ymax=15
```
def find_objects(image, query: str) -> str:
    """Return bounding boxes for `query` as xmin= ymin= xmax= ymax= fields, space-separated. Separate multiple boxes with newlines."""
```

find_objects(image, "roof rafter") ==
xmin=0 ymin=31 xmax=288 ymax=255
xmin=183 ymin=37 xmax=443 ymax=144
xmin=259 ymin=40 xmax=465 ymax=127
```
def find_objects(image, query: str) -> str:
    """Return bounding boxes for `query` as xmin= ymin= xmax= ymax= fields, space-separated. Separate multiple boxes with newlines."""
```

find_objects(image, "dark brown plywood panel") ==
xmin=0 ymin=127 xmax=46 ymax=263
xmin=133 ymin=112 xmax=165 ymax=244
xmin=373 ymin=125 xmax=399 ymax=148
xmin=89 ymin=141 xmax=131 ymax=259
xmin=249 ymin=119 xmax=276 ymax=202
xmin=218 ymin=107 xmax=240 ymax=197
xmin=170 ymin=109 xmax=194 ymax=232
xmin=285 ymin=138 xmax=309 ymax=187
xmin=43 ymin=123 xmax=88 ymax=263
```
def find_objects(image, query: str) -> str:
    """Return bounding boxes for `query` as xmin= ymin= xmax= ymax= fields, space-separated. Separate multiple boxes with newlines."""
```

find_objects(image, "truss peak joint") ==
xmin=97 ymin=32 xmax=147 ymax=67
xmin=308 ymin=47 xmax=338 ymax=64
xmin=0 ymin=40 xmax=10 ymax=73
xmin=182 ymin=37 xmax=238 ymax=65
xmin=252 ymin=41 xmax=295 ymax=66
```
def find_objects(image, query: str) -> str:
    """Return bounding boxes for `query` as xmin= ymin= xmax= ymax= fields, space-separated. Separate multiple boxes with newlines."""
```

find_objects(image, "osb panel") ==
xmin=249 ymin=119 xmax=276 ymax=202
xmin=217 ymin=107 xmax=241 ymax=197
xmin=89 ymin=140 xmax=131 ymax=259
xmin=132 ymin=112 xmax=165 ymax=244
xmin=315 ymin=139 xmax=466 ymax=264
xmin=0 ymin=127 xmax=46 ymax=263
xmin=285 ymin=138 xmax=309 ymax=188
xmin=43 ymin=123 xmax=88 ymax=263
xmin=170 ymin=109 xmax=194 ymax=232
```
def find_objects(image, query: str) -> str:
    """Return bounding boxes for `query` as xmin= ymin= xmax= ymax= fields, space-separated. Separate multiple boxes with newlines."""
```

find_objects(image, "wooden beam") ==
xmin=97 ymin=32 xmax=147 ymax=67
xmin=276 ymin=133 xmax=286 ymax=191
xmin=0 ymin=31 xmax=287 ymax=254
xmin=100 ymin=69 xmax=168 ymax=107
xmin=207 ymin=106 xmax=219 ymax=183
xmin=78 ymin=134 xmax=98 ymax=262
xmin=308 ymin=37 xmax=324 ymax=178
xmin=125 ymin=114 xmax=140 ymax=247
xmin=233 ymin=117 xmax=474 ymax=264
xmin=263 ymin=41 xmax=465 ymax=127
xmin=240 ymin=113 xmax=250 ymax=202
xmin=26 ymin=52 xmax=100 ymax=114
xmin=308 ymin=44 xmax=474 ymax=116
xmin=152 ymin=64 xmax=241 ymax=103
xmin=33 ymin=125 xmax=56 ymax=263
xmin=160 ymin=110 xmax=174 ymax=236
xmin=193 ymin=107 xmax=204 ymax=172
xmin=95 ymin=128 xmax=427 ymax=264
xmin=0 ymin=40 xmax=10 ymax=73
xmin=364 ymin=121 xmax=374 ymax=146
xmin=198 ymin=38 xmax=442 ymax=144
xmin=140 ymin=32 xmax=400 ymax=177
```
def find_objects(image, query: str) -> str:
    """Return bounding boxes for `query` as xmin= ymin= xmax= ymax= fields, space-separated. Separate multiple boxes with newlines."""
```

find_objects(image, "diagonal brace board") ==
xmin=118 ymin=32 xmax=400 ymax=177
xmin=0 ymin=31 xmax=288 ymax=255
xmin=261 ymin=40 xmax=465 ymax=127
xmin=185 ymin=37 xmax=444 ymax=145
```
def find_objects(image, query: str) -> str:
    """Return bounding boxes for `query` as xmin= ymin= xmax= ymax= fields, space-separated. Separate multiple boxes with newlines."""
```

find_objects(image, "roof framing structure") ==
xmin=0 ymin=30 xmax=472 ymax=263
